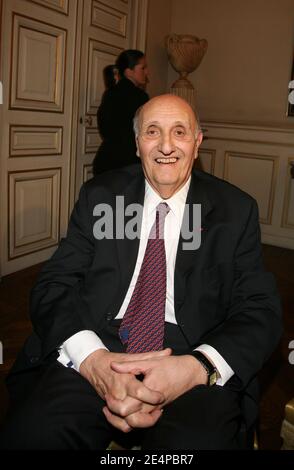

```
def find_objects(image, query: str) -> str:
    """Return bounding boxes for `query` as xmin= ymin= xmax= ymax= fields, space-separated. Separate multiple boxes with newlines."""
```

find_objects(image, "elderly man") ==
xmin=1 ymin=95 xmax=282 ymax=450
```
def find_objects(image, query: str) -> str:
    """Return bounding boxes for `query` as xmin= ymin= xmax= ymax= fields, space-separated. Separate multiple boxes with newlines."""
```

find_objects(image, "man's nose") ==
xmin=158 ymin=133 xmax=175 ymax=155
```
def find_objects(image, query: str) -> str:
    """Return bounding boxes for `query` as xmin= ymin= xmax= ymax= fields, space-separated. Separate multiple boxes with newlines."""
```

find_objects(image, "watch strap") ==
xmin=189 ymin=350 xmax=217 ymax=386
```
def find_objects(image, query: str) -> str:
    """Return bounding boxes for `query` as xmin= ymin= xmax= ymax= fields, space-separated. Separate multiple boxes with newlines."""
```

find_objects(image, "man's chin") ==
xmin=151 ymin=179 xmax=182 ymax=198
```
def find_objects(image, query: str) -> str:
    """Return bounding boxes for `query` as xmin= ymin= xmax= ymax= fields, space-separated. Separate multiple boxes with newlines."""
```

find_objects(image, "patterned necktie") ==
xmin=119 ymin=202 xmax=170 ymax=353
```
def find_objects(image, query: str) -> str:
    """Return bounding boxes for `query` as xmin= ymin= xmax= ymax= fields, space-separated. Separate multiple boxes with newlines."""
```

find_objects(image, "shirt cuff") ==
xmin=58 ymin=330 xmax=109 ymax=371
xmin=195 ymin=344 xmax=234 ymax=386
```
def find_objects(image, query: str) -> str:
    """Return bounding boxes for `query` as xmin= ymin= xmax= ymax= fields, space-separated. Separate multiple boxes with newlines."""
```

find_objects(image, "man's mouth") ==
xmin=155 ymin=157 xmax=179 ymax=164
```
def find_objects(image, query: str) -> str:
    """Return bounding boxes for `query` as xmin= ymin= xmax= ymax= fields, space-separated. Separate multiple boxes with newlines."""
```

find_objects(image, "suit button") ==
xmin=29 ymin=356 xmax=39 ymax=364
xmin=106 ymin=312 xmax=113 ymax=321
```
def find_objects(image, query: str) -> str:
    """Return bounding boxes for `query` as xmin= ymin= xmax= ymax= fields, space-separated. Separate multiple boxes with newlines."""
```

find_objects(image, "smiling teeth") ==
xmin=156 ymin=158 xmax=178 ymax=163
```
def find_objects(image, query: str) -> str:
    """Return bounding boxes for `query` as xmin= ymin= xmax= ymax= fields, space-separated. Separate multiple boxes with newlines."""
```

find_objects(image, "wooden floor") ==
xmin=0 ymin=244 xmax=293 ymax=449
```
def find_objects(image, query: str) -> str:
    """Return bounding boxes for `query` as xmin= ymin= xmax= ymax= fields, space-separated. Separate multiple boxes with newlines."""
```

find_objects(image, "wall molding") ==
xmin=202 ymin=121 xmax=294 ymax=147
xmin=201 ymin=120 xmax=294 ymax=250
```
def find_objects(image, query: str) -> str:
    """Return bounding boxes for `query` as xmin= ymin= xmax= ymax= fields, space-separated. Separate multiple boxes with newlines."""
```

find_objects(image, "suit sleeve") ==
xmin=30 ymin=183 xmax=95 ymax=358
xmin=202 ymin=200 xmax=283 ymax=389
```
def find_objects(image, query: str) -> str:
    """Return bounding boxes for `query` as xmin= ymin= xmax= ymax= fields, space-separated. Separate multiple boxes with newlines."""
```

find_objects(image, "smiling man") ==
xmin=135 ymin=94 xmax=203 ymax=199
xmin=0 ymin=95 xmax=282 ymax=450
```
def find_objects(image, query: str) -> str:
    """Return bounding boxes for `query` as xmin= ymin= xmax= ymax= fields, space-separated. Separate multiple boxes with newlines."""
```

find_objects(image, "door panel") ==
xmin=11 ymin=14 xmax=66 ymax=111
xmin=0 ymin=0 xmax=77 ymax=275
xmin=9 ymin=168 xmax=61 ymax=258
xmin=30 ymin=1 xmax=69 ymax=15
xmin=9 ymin=126 xmax=63 ymax=157
xmin=91 ymin=0 xmax=128 ymax=38
xmin=86 ymin=40 xmax=122 ymax=115
xmin=282 ymin=159 xmax=294 ymax=229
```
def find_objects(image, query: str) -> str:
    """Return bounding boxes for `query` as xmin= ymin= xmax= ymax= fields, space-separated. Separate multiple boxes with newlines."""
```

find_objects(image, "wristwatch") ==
xmin=189 ymin=351 xmax=218 ymax=386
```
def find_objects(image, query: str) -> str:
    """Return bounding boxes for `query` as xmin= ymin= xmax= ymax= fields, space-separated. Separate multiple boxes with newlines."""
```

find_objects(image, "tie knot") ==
xmin=157 ymin=202 xmax=170 ymax=220
xmin=150 ymin=202 xmax=170 ymax=240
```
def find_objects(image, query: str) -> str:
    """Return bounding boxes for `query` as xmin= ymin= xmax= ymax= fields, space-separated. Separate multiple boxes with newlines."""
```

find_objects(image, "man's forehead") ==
xmin=141 ymin=107 xmax=194 ymax=127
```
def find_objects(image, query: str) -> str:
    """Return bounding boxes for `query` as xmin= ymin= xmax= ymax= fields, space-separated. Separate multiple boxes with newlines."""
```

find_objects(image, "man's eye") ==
xmin=174 ymin=129 xmax=185 ymax=136
xmin=146 ymin=129 xmax=159 ymax=136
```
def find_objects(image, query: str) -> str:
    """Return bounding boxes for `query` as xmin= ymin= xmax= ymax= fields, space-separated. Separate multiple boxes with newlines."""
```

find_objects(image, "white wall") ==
xmin=145 ymin=0 xmax=171 ymax=97
xmin=168 ymin=0 xmax=294 ymax=126
xmin=145 ymin=0 xmax=294 ymax=249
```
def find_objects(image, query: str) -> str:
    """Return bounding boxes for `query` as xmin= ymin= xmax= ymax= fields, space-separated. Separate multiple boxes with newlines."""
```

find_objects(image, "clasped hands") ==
xmin=79 ymin=348 xmax=207 ymax=432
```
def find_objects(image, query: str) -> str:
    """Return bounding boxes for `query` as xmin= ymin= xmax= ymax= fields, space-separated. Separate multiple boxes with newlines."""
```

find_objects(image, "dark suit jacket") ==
xmin=10 ymin=165 xmax=282 ymax=427
xmin=93 ymin=78 xmax=149 ymax=174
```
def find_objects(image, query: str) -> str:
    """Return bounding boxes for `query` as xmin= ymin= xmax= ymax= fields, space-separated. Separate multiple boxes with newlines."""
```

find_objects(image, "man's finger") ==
xmin=102 ymin=406 xmax=132 ymax=433
xmin=127 ymin=377 xmax=165 ymax=404
xmin=111 ymin=360 xmax=148 ymax=375
xmin=134 ymin=348 xmax=172 ymax=360
xmin=126 ymin=408 xmax=163 ymax=428
xmin=105 ymin=393 xmax=143 ymax=417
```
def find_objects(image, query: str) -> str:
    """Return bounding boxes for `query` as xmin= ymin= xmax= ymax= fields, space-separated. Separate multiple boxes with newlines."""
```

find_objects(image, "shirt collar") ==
xmin=144 ymin=178 xmax=191 ymax=223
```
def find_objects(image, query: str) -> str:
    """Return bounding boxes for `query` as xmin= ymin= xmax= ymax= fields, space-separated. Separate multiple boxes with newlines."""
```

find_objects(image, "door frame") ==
xmin=68 ymin=0 xmax=149 ymax=215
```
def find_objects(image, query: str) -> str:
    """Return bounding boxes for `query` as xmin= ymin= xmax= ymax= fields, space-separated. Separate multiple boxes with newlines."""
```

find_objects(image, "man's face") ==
xmin=136 ymin=95 xmax=203 ymax=198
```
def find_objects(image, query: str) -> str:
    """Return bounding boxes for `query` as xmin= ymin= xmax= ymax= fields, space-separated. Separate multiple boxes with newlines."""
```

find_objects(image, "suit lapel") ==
xmin=114 ymin=173 xmax=145 ymax=309
xmin=175 ymin=171 xmax=214 ymax=304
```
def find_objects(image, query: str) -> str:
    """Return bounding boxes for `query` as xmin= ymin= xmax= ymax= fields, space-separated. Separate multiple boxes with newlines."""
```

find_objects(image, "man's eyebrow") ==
xmin=143 ymin=120 xmax=190 ymax=127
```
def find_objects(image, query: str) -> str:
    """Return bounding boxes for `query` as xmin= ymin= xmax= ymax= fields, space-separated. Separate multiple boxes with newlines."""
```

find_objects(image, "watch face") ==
xmin=209 ymin=371 xmax=217 ymax=386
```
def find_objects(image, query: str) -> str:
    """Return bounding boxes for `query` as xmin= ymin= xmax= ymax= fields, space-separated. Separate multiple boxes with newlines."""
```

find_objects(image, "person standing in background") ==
xmin=93 ymin=49 xmax=149 ymax=175
xmin=96 ymin=65 xmax=119 ymax=150
xmin=102 ymin=64 xmax=119 ymax=90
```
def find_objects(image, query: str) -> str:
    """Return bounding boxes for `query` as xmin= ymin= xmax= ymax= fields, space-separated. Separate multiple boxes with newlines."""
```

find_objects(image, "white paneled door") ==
xmin=74 ymin=0 xmax=148 ymax=195
xmin=0 ymin=0 xmax=78 ymax=275
xmin=0 ymin=0 xmax=148 ymax=275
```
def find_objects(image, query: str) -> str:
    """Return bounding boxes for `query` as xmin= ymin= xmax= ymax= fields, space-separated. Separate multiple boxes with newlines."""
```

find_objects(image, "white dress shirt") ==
xmin=58 ymin=179 xmax=234 ymax=385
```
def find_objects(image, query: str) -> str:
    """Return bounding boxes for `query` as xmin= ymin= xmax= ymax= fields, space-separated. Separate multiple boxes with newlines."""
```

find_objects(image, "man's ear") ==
xmin=194 ymin=131 xmax=203 ymax=159
xmin=136 ymin=137 xmax=141 ymax=158
xmin=196 ymin=131 xmax=203 ymax=148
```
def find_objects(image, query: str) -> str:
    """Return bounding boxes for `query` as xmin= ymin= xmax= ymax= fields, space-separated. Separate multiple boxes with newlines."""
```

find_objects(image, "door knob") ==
xmin=79 ymin=116 xmax=93 ymax=126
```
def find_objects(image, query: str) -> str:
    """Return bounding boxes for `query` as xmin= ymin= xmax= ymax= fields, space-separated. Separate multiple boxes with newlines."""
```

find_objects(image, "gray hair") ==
xmin=133 ymin=103 xmax=202 ymax=138
xmin=133 ymin=105 xmax=143 ymax=137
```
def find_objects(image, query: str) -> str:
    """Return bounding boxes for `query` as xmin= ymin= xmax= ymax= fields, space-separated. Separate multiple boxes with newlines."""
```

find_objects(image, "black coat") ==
xmin=10 ymin=166 xmax=282 ymax=428
xmin=93 ymin=78 xmax=149 ymax=174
